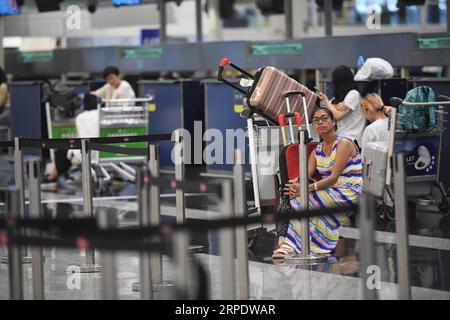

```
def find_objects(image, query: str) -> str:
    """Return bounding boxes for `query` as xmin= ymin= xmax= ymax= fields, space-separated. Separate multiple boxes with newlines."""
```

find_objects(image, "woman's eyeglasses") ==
xmin=312 ymin=115 xmax=330 ymax=124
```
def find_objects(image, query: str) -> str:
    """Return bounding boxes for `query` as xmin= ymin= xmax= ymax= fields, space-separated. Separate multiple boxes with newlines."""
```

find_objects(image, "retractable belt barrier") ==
xmin=0 ymin=140 xmax=14 ymax=148
xmin=2 ymin=133 xmax=174 ymax=152
xmin=0 ymin=203 xmax=358 ymax=241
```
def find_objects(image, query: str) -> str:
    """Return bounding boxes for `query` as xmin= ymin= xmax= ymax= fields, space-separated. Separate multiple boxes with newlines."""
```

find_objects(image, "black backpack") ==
xmin=42 ymin=81 xmax=80 ymax=118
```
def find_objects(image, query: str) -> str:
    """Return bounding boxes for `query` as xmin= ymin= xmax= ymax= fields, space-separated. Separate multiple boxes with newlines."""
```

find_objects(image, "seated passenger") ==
xmin=359 ymin=93 xmax=389 ymax=159
xmin=42 ymin=93 xmax=99 ymax=186
xmin=273 ymin=107 xmax=363 ymax=258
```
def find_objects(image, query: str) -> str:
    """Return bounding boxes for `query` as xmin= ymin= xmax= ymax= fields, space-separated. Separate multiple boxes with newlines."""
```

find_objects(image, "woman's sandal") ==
xmin=272 ymin=244 xmax=296 ymax=259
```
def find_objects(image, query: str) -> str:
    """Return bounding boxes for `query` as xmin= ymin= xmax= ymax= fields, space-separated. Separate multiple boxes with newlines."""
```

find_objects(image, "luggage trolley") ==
xmin=365 ymin=95 xmax=450 ymax=222
xmin=96 ymin=98 xmax=151 ymax=185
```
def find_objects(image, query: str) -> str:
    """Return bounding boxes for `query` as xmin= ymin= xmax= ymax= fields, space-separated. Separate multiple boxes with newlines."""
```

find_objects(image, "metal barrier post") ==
xmin=5 ymin=187 xmax=23 ymax=300
xmin=287 ymin=129 xmax=327 ymax=264
xmin=133 ymin=167 xmax=153 ymax=298
xmin=246 ymin=117 xmax=261 ymax=214
xmin=393 ymin=153 xmax=411 ymax=300
xmin=79 ymin=139 xmax=101 ymax=273
xmin=149 ymin=144 xmax=163 ymax=285
xmin=233 ymin=149 xmax=249 ymax=299
xmin=359 ymin=191 xmax=378 ymax=300
xmin=220 ymin=180 xmax=236 ymax=299
xmin=2 ymin=137 xmax=32 ymax=265
xmin=14 ymin=137 xmax=25 ymax=220
xmin=173 ymin=231 xmax=190 ymax=299
xmin=27 ymin=160 xmax=45 ymax=300
xmin=97 ymin=208 xmax=118 ymax=300
xmin=174 ymin=130 xmax=186 ymax=224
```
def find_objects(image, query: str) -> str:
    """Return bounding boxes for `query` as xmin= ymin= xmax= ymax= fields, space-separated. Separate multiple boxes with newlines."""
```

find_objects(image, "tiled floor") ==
xmin=0 ymin=158 xmax=450 ymax=299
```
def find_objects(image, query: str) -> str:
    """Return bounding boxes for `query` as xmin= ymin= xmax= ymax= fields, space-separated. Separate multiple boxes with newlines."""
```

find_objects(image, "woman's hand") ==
xmin=308 ymin=183 xmax=315 ymax=192
xmin=317 ymin=92 xmax=331 ymax=107
xmin=283 ymin=178 xmax=299 ymax=198
xmin=383 ymin=105 xmax=393 ymax=114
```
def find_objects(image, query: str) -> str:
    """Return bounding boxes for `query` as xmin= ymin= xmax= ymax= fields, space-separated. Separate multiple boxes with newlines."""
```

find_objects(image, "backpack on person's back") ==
xmin=396 ymin=86 xmax=436 ymax=131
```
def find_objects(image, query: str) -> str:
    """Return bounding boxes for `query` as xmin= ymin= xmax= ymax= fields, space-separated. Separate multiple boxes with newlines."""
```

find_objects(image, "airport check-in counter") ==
xmin=203 ymin=80 xmax=250 ymax=172
xmin=10 ymin=81 xmax=46 ymax=157
xmin=203 ymin=80 xmax=281 ymax=208
xmin=139 ymin=80 xmax=205 ymax=168
xmin=11 ymin=81 xmax=94 ymax=157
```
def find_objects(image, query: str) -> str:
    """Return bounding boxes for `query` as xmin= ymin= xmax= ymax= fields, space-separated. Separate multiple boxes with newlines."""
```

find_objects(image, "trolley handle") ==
xmin=218 ymin=57 xmax=254 ymax=95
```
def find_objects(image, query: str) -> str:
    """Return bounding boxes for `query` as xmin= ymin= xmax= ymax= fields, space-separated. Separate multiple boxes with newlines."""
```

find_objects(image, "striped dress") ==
xmin=280 ymin=135 xmax=363 ymax=255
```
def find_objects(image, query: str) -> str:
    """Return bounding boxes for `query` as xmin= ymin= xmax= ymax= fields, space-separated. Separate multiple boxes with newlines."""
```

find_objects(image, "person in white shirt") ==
xmin=317 ymin=65 xmax=366 ymax=146
xmin=92 ymin=66 xmax=136 ymax=100
xmin=42 ymin=93 xmax=100 ymax=186
xmin=359 ymin=93 xmax=389 ymax=159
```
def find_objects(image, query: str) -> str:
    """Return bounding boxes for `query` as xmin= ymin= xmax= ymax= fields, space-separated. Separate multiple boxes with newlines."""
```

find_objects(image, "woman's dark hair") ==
xmin=83 ymin=93 xmax=98 ymax=111
xmin=312 ymin=107 xmax=337 ymax=130
xmin=102 ymin=66 xmax=120 ymax=79
xmin=331 ymin=65 xmax=358 ymax=103
xmin=0 ymin=67 xmax=7 ymax=85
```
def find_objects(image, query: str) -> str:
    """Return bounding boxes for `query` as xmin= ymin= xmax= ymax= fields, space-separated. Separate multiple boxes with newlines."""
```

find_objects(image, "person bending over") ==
xmin=359 ymin=93 xmax=389 ymax=158
xmin=273 ymin=107 xmax=363 ymax=258
xmin=92 ymin=66 xmax=136 ymax=100
xmin=317 ymin=65 xmax=366 ymax=146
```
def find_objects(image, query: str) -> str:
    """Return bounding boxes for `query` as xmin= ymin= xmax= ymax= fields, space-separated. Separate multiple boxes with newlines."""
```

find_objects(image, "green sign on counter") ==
xmin=122 ymin=48 xmax=163 ymax=60
xmin=21 ymin=51 xmax=54 ymax=63
xmin=51 ymin=122 xmax=77 ymax=139
xmin=418 ymin=37 xmax=450 ymax=49
xmin=99 ymin=126 xmax=147 ymax=160
xmin=251 ymin=43 xmax=303 ymax=56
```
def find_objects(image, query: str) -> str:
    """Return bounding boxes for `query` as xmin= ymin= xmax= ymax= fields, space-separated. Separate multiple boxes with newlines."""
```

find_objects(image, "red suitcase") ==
xmin=218 ymin=57 xmax=318 ymax=125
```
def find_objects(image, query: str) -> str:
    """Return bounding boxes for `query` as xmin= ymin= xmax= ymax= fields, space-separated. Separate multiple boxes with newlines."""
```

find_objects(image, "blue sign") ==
xmin=0 ymin=0 xmax=20 ymax=16
xmin=140 ymin=29 xmax=160 ymax=46
xmin=112 ymin=0 xmax=141 ymax=6
xmin=394 ymin=135 xmax=440 ymax=177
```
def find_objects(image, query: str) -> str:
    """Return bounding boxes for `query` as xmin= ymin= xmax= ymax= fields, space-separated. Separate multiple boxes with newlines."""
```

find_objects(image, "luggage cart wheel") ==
xmin=248 ymin=237 xmax=258 ymax=250
xmin=438 ymin=200 xmax=450 ymax=214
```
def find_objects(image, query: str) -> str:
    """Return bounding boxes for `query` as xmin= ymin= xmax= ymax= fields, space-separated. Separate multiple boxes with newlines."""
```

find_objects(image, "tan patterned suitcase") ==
xmin=218 ymin=57 xmax=318 ymax=125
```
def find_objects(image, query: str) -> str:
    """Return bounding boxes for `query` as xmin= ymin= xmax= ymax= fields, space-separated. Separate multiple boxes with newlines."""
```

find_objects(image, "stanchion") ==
xmin=220 ymin=180 xmax=236 ymax=299
xmin=78 ymin=139 xmax=101 ymax=273
xmin=174 ymin=130 xmax=186 ymax=224
xmin=2 ymin=137 xmax=31 ymax=265
xmin=5 ymin=187 xmax=24 ymax=300
xmin=97 ymin=208 xmax=118 ymax=300
xmin=172 ymin=130 xmax=203 ymax=253
xmin=133 ymin=166 xmax=154 ymax=298
xmin=27 ymin=160 xmax=45 ymax=300
xmin=287 ymin=129 xmax=327 ymax=264
xmin=149 ymin=145 xmax=163 ymax=285
xmin=133 ymin=145 xmax=173 ymax=294
xmin=173 ymin=231 xmax=190 ymax=299
xmin=359 ymin=191 xmax=378 ymax=300
xmin=233 ymin=149 xmax=249 ymax=299
xmin=393 ymin=153 xmax=411 ymax=300
xmin=246 ymin=117 xmax=261 ymax=214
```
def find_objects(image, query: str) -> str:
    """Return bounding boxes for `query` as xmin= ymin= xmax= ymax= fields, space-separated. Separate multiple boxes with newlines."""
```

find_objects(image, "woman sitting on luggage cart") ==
xmin=273 ymin=107 xmax=363 ymax=258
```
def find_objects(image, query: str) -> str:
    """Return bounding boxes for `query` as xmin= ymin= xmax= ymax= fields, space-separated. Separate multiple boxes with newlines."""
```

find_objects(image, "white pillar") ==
xmin=207 ymin=0 xmax=222 ymax=41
